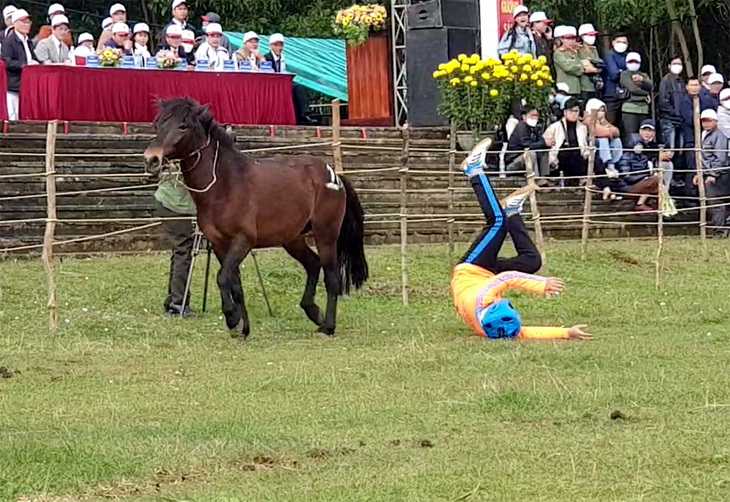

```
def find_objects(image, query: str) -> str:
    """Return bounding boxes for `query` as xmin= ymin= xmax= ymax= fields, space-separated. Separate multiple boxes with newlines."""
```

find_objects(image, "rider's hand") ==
xmin=568 ymin=324 xmax=593 ymax=340
xmin=545 ymin=277 xmax=565 ymax=297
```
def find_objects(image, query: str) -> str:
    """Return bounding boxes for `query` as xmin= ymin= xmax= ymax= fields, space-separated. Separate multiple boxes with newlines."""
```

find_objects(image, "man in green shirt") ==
xmin=154 ymin=174 xmax=197 ymax=317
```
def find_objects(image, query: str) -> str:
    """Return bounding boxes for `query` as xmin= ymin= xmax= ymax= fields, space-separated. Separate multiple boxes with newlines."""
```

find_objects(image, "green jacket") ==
xmin=554 ymin=49 xmax=584 ymax=95
xmin=154 ymin=175 xmax=197 ymax=215
xmin=620 ymin=70 xmax=653 ymax=115
xmin=579 ymin=46 xmax=602 ymax=93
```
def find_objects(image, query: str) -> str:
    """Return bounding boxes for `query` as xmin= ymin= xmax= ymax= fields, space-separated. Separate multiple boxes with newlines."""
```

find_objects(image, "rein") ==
xmin=167 ymin=136 xmax=221 ymax=194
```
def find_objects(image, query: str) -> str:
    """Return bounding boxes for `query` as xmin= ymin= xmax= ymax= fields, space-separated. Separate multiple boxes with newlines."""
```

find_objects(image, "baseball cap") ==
xmin=3 ymin=5 xmax=17 ymax=20
xmin=10 ymin=9 xmax=29 ymax=23
xmin=553 ymin=25 xmax=577 ymax=39
xmin=270 ymin=33 xmax=284 ymax=44
xmin=243 ymin=31 xmax=258 ymax=44
xmin=529 ymin=11 xmax=550 ymax=23
xmin=182 ymin=29 xmax=195 ymax=42
xmin=556 ymin=82 xmax=570 ymax=93
xmin=626 ymin=52 xmax=641 ymax=63
xmin=172 ymin=0 xmax=186 ymax=9
xmin=708 ymin=73 xmax=725 ymax=85
xmin=201 ymin=12 xmax=221 ymax=23
xmin=513 ymin=5 xmax=528 ymax=17
xmin=701 ymin=64 xmax=717 ymax=76
xmin=47 ymin=3 xmax=64 ymax=16
xmin=77 ymin=32 xmax=93 ymax=43
xmin=720 ymin=88 xmax=730 ymax=102
xmin=578 ymin=23 xmax=598 ymax=36
xmin=50 ymin=14 xmax=68 ymax=27
xmin=111 ymin=22 xmax=129 ymax=35
xmin=101 ymin=17 xmax=112 ymax=29
xmin=639 ymin=119 xmax=656 ymax=130
xmin=204 ymin=23 xmax=222 ymax=35
xmin=133 ymin=22 xmax=149 ymax=34
xmin=109 ymin=3 xmax=125 ymax=15
xmin=166 ymin=24 xmax=183 ymax=37
xmin=701 ymin=109 xmax=718 ymax=121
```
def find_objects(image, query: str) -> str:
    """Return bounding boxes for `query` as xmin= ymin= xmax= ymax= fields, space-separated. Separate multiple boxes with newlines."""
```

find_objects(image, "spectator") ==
xmin=98 ymin=4 xmax=126 ymax=50
xmin=543 ymin=97 xmax=590 ymax=183
xmin=235 ymin=31 xmax=264 ymax=68
xmin=156 ymin=24 xmax=194 ymax=65
xmin=578 ymin=23 xmax=603 ymax=101
xmin=706 ymin=73 xmax=724 ymax=108
xmin=658 ymin=56 xmax=685 ymax=150
xmin=34 ymin=14 xmax=70 ymax=64
xmin=717 ymin=88 xmax=730 ymax=138
xmin=620 ymin=52 xmax=652 ymax=144
xmin=263 ymin=33 xmax=316 ymax=124
xmin=617 ymin=120 xmax=674 ymax=209
xmin=530 ymin=11 xmax=552 ymax=69
xmin=181 ymin=29 xmax=195 ymax=54
xmin=161 ymin=0 xmax=195 ymax=42
xmin=602 ymin=32 xmax=629 ymax=126
xmin=105 ymin=23 xmax=133 ymax=54
xmin=194 ymin=23 xmax=229 ymax=70
xmin=497 ymin=5 xmax=535 ymax=57
xmin=680 ymin=77 xmax=715 ymax=150
xmin=0 ymin=5 xmax=16 ymax=45
xmin=504 ymin=105 xmax=552 ymax=184
xmin=200 ymin=12 xmax=230 ymax=52
xmin=700 ymin=64 xmax=716 ymax=91
xmin=553 ymin=26 xmax=591 ymax=98
xmin=133 ymin=23 xmax=152 ymax=60
xmin=265 ymin=33 xmax=287 ymax=72
xmin=696 ymin=109 xmax=729 ymax=237
xmin=70 ymin=32 xmax=94 ymax=60
xmin=33 ymin=4 xmax=65 ymax=45
xmin=2 ymin=9 xmax=38 ymax=121
xmin=584 ymin=98 xmax=623 ymax=178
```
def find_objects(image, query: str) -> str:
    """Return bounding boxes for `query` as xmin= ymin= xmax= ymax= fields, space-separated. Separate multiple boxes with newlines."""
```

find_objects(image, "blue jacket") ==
xmin=658 ymin=73 xmax=684 ymax=124
xmin=701 ymin=87 xmax=720 ymax=108
xmin=618 ymin=135 xmax=658 ymax=185
xmin=602 ymin=50 xmax=627 ymax=98
xmin=680 ymin=93 xmax=715 ymax=146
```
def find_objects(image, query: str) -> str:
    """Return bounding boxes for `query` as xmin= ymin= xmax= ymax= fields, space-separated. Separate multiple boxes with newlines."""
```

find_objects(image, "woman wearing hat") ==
xmin=578 ymin=23 xmax=603 ymax=101
xmin=132 ymin=23 xmax=152 ymax=61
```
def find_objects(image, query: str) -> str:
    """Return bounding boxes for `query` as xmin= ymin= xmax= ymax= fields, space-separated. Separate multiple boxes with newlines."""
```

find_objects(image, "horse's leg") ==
xmin=314 ymin=236 xmax=341 ymax=336
xmin=284 ymin=236 xmax=324 ymax=327
xmin=216 ymin=239 xmax=252 ymax=338
xmin=229 ymin=263 xmax=250 ymax=339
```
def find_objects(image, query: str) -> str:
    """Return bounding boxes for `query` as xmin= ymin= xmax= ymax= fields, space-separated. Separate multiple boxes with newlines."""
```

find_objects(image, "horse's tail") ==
xmin=338 ymin=175 xmax=369 ymax=294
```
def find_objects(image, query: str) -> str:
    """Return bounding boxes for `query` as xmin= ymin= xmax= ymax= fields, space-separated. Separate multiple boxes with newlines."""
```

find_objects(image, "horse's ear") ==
xmin=195 ymin=104 xmax=211 ymax=117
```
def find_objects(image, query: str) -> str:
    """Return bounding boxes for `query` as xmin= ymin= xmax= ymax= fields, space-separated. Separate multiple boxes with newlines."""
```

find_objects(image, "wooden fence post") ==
xmin=332 ymin=99 xmax=343 ymax=173
xmin=581 ymin=120 xmax=597 ymax=261
xmin=693 ymin=95 xmax=708 ymax=259
xmin=400 ymin=125 xmax=410 ymax=306
xmin=42 ymin=121 xmax=58 ymax=331
xmin=447 ymin=122 xmax=456 ymax=263
xmin=655 ymin=149 xmax=665 ymax=290
xmin=523 ymin=151 xmax=546 ymax=273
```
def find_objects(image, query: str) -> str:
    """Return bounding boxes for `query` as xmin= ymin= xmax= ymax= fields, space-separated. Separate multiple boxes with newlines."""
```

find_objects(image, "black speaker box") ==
xmin=406 ymin=0 xmax=480 ymax=30
xmin=406 ymin=26 xmax=478 ymax=127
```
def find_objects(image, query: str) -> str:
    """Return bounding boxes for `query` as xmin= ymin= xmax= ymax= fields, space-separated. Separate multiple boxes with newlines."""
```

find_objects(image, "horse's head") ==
xmin=143 ymin=98 xmax=212 ymax=176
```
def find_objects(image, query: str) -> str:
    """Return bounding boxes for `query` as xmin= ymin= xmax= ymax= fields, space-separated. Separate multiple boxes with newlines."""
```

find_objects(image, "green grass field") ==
xmin=2 ymin=238 xmax=730 ymax=502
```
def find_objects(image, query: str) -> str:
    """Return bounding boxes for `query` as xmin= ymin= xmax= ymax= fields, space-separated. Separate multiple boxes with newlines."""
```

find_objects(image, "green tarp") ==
xmin=226 ymin=33 xmax=348 ymax=102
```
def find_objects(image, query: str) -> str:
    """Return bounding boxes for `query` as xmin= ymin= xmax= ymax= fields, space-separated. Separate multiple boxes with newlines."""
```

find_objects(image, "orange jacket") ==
xmin=451 ymin=263 xmax=570 ymax=340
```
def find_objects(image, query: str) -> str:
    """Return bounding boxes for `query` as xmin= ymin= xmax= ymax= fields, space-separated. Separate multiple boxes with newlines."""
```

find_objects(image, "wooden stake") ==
xmin=332 ymin=99 xmax=343 ymax=173
xmin=447 ymin=122 xmax=456 ymax=263
xmin=581 ymin=119 xmax=597 ymax=261
xmin=523 ymin=151 xmax=546 ymax=273
xmin=42 ymin=121 xmax=58 ymax=331
xmin=400 ymin=124 xmax=410 ymax=306
xmin=655 ymin=149 xmax=665 ymax=290
xmin=693 ymin=95 xmax=708 ymax=259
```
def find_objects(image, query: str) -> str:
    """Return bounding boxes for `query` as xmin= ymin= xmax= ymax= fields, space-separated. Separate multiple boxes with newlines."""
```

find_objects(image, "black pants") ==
xmin=459 ymin=173 xmax=541 ymax=274
xmin=293 ymin=84 xmax=311 ymax=124
xmin=155 ymin=201 xmax=195 ymax=309
xmin=622 ymin=111 xmax=648 ymax=145
xmin=604 ymin=97 xmax=623 ymax=132
xmin=705 ymin=174 xmax=729 ymax=234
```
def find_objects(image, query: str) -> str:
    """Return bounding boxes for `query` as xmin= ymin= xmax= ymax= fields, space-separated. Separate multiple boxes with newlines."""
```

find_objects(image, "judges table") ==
xmin=19 ymin=65 xmax=296 ymax=125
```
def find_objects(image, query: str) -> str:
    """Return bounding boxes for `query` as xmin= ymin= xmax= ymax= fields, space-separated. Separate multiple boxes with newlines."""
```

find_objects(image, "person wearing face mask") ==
xmin=695 ymin=109 xmax=729 ymax=237
xmin=497 ymin=6 xmax=536 ymax=57
xmin=530 ymin=11 xmax=552 ymax=70
xmin=700 ymin=65 xmax=717 ymax=91
xmin=584 ymin=98 xmax=623 ymax=183
xmin=716 ymin=89 xmax=730 ymax=138
xmin=578 ymin=23 xmax=603 ymax=101
xmin=602 ymin=33 xmax=629 ymax=126
xmin=658 ymin=57 xmax=685 ymax=152
xmin=504 ymin=106 xmax=553 ymax=184
xmin=553 ymin=25 xmax=593 ymax=98
xmin=619 ymin=52 xmax=653 ymax=145
xmin=543 ymin=97 xmax=591 ymax=184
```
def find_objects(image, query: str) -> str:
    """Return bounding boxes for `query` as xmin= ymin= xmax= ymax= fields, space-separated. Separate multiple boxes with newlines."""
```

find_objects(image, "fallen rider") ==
xmin=450 ymin=138 xmax=593 ymax=340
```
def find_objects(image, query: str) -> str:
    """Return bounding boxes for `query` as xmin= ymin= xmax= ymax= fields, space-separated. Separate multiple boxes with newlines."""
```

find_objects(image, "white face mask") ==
xmin=722 ymin=101 xmax=730 ymax=110
xmin=549 ymin=94 xmax=556 ymax=104
xmin=626 ymin=62 xmax=641 ymax=72
xmin=670 ymin=64 xmax=683 ymax=75
xmin=525 ymin=117 xmax=538 ymax=127
xmin=182 ymin=43 xmax=193 ymax=52
xmin=613 ymin=42 xmax=628 ymax=53
xmin=582 ymin=35 xmax=596 ymax=46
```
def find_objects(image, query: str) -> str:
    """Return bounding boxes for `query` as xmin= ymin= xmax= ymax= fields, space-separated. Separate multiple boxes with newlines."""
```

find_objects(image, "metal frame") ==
xmin=391 ymin=0 xmax=408 ymax=127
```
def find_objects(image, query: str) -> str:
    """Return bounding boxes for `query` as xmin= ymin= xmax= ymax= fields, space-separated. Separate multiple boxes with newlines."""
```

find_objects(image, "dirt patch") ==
xmin=306 ymin=447 xmax=355 ymax=459
xmin=231 ymin=454 xmax=298 ymax=472
xmin=419 ymin=439 xmax=435 ymax=448
xmin=610 ymin=409 xmax=629 ymax=421
xmin=0 ymin=366 xmax=18 ymax=379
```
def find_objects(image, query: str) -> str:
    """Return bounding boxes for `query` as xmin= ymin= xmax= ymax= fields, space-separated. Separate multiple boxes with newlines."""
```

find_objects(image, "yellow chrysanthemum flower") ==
xmin=457 ymin=54 xmax=467 ymax=61
xmin=520 ymin=74 xmax=528 ymax=81
xmin=470 ymin=80 xmax=478 ymax=87
xmin=536 ymin=80 xmax=544 ymax=87
xmin=464 ymin=75 xmax=474 ymax=83
xmin=481 ymin=72 xmax=491 ymax=80
xmin=538 ymin=55 xmax=548 ymax=64
xmin=490 ymin=89 xmax=499 ymax=97
xmin=511 ymin=66 xmax=519 ymax=73
xmin=438 ymin=63 xmax=447 ymax=71
xmin=522 ymin=64 xmax=532 ymax=72
xmin=450 ymin=78 xmax=461 ymax=86
xmin=530 ymin=74 xmax=539 ymax=81
xmin=461 ymin=64 xmax=470 ymax=72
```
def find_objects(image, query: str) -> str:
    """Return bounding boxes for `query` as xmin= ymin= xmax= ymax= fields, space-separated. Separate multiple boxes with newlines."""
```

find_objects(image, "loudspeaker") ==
xmin=406 ymin=0 xmax=479 ymax=30
xmin=406 ymin=26 xmax=478 ymax=127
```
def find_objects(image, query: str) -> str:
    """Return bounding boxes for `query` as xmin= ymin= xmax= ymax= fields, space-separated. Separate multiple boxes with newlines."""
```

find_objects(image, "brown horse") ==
xmin=143 ymin=98 xmax=369 ymax=338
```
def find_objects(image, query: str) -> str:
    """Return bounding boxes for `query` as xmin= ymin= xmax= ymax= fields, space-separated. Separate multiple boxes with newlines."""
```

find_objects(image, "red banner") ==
xmin=498 ymin=0 xmax=524 ymax=38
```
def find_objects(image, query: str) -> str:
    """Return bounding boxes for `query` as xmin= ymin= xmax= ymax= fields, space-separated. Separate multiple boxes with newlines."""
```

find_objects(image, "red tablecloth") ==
xmin=0 ymin=61 xmax=8 ymax=121
xmin=19 ymin=65 xmax=296 ymax=125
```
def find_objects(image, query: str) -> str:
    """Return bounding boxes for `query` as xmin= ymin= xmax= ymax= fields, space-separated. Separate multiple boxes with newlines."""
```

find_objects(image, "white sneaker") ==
xmin=500 ymin=185 xmax=538 ymax=217
xmin=459 ymin=137 xmax=493 ymax=175
xmin=606 ymin=165 xmax=619 ymax=179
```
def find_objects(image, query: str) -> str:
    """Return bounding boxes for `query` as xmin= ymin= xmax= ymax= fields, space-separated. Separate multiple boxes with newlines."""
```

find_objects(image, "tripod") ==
xmin=181 ymin=222 xmax=273 ymax=316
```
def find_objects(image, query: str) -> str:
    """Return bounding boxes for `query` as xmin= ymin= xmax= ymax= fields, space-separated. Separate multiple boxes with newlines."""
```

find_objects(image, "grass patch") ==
xmin=2 ymin=238 xmax=730 ymax=501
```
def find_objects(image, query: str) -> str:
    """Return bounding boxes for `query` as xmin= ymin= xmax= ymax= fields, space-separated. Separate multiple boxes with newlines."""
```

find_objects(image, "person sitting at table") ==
xmin=194 ymin=23 xmax=229 ymax=70
xmin=235 ymin=31 xmax=264 ymax=69
xmin=199 ymin=12 xmax=230 ymax=52
xmin=105 ymin=22 xmax=133 ymax=54
xmin=2 ymin=9 xmax=38 ymax=121
xmin=33 ymin=3 xmax=65 ymax=44
xmin=0 ymin=5 xmax=16 ymax=45
xmin=34 ymin=14 xmax=70 ymax=64
xmin=181 ymin=29 xmax=196 ymax=54
xmin=97 ymin=3 xmax=126 ymax=51
xmin=155 ymin=24 xmax=194 ymax=65
xmin=69 ymin=32 xmax=94 ymax=61
xmin=132 ymin=22 xmax=152 ymax=60
xmin=265 ymin=33 xmax=316 ymax=125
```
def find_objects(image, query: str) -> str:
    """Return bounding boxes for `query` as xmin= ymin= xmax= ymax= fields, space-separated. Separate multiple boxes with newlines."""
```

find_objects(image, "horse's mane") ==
xmin=155 ymin=98 xmax=235 ymax=149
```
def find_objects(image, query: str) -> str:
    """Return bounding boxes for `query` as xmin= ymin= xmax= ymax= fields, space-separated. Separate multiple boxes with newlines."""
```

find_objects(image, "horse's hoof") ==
xmin=230 ymin=319 xmax=250 ymax=340
xmin=317 ymin=325 xmax=335 ymax=338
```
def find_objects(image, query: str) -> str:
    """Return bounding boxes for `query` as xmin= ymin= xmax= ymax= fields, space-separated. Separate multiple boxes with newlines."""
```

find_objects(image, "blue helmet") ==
xmin=478 ymin=299 xmax=522 ymax=339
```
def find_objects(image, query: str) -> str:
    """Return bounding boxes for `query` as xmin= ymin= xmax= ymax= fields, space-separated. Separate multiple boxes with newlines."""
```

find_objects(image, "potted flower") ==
xmin=98 ymin=47 xmax=123 ymax=67
xmin=334 ymin=4 xmax=387 ymax=47
xmin=433 ymin=51 xmax=553 ymax=150
xmin=156 ymin=50 xmax=181 ymax=69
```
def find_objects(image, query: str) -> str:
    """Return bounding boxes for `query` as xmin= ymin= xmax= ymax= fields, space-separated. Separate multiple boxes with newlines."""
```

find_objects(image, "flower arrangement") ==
xmin=156 ymin=50 xmax=181 ymax=69
xmin=334 ymin=4 xmax=387 ymax=46
xmin=433 ymin=51 xmax=554 ymax=136
xmin=98 ymin=47 xmax=123 ymax=67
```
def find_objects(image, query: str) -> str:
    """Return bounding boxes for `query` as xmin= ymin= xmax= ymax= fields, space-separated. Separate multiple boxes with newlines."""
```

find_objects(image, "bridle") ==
xmin=163 ymin=134 xmax=221 ymax=194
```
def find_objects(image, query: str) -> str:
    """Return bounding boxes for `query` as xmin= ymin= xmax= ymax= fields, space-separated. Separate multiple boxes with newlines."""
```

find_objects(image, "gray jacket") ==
xmin=701 ymin=127 xmax=729 ymax=178
xmin=34 ymin=36 xmax=70 ymax=64
xmin=497 ymin=26 xmax=535 ymax=57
